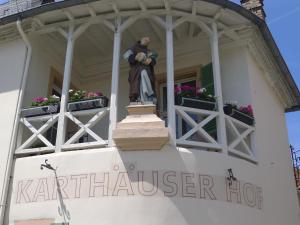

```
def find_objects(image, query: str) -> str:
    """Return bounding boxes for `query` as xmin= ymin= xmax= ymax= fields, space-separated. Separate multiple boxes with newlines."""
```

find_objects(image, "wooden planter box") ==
xmin=21 ymin=104 xmax=59 ymax=118
xmin=224 ymin=104 xmax=254 ymax=126
xmin=176 ymin=97 xmax=216 ymax=111
xmin=68 ymin=97 xmax=109 ymax=112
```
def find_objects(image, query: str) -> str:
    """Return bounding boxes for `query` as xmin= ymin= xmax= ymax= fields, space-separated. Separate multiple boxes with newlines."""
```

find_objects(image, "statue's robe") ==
xmin=127 ymin=42 xmax=156 ymax=102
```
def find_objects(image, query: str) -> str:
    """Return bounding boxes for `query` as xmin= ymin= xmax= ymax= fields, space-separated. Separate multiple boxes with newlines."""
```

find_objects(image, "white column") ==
xmin=166 ymin=15 xmax=176 ymax=140
xmin=210 ymin=22 xmax=228 ymax=153
xmin=55 ymin=25 xmax=75 ymax=152
xmin=108 ymin=18 xmax=122 ymax=147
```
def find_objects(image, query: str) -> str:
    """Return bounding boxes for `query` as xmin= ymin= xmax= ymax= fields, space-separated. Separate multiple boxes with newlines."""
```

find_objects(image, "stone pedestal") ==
xmin=113 ymin=104 xmax=169 ymax=150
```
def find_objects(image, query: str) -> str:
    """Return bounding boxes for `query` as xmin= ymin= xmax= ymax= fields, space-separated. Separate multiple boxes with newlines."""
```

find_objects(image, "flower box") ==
xmin=176 ymin=97 xmax=216 ymax=111
xmin=223 ymin=104 xmax=254 ymax=126
xmin=68 ymin=97 xmax=109 ymax=112
xmin=21 ymin=104 xmax=60 ymax=118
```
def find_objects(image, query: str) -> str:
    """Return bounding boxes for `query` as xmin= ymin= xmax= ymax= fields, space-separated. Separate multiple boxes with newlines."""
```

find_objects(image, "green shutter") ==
xmin=201 ymin=63 xmax=214 ymax=95
xmin=201 ymin=63 xmax=217 ymax=137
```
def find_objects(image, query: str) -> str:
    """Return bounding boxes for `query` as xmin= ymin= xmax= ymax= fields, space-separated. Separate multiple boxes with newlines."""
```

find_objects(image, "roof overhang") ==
xmin=0 ymin=0 xmax=299 ymax=112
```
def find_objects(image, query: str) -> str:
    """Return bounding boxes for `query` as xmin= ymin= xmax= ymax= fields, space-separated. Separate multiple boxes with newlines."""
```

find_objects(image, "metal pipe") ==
xmin=0 ymin=19 xmax=32 ymax=225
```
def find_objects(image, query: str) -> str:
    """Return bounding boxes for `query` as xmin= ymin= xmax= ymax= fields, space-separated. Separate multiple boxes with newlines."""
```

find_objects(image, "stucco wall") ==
xmin=246 ymin=49 xmax=300 ymax=224
xmin=220 ymin=46 xmax=252 ymax=106
xmin=5 ymin=145 xmax=299 ymax=225
xmin=22 ymin=36 xmax=58 ymax=108
xmin=0 ymin=38 xmax=26 ymax=217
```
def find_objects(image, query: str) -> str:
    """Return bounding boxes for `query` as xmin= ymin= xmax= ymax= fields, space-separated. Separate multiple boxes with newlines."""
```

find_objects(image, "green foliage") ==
xmin=69 ymin=90 xmax=86 ymax=102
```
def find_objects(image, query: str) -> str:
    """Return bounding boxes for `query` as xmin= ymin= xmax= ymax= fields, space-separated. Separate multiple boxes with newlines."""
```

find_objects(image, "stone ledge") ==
xmin=126 ymin=104 xmax=156 ymax=115
xmin=113 ymin=104 xmax=169 ymax=150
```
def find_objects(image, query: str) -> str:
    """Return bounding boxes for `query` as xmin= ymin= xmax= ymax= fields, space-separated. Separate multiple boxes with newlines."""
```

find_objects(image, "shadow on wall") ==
xmin=10 ymin=145 xmax=263 ymax=225
xmin=116 ymin=145 xmax=220 ymax=225
xmin=40 ymin=160 xmax=71 ymax=224
xmin=0 ymin=40 xmax=27 ymax=94
xmin=116 ymin=145 xmax=263 ymax=225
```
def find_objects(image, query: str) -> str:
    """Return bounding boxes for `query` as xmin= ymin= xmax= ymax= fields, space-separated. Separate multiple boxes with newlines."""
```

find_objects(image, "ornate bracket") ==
xmin=227 ymin=168 xmax=237 ymax=186
xmin=40 ymin=159 xmax=55 ymax=171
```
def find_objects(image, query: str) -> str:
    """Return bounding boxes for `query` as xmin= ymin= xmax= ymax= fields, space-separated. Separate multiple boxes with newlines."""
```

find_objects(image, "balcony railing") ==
xmin=291 ymin=146 xmax=300 ymax=190
xmin=16 ymin=107 xmax=110 ymax=155
xmin=175 ymin=105 xmax=256 ymax=162
xmin=175 ymin=106 xmax=221 ymax=150
xmin=16 ymin=104 xmax=257 ymax=162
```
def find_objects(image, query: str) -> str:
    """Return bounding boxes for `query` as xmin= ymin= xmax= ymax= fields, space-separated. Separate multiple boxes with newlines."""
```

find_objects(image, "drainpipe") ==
xmin=0 ymin=19 xmax=32 ymax=225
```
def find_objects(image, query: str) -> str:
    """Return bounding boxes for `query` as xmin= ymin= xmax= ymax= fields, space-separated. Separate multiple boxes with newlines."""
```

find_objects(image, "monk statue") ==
xmin=123 ymin=37 xmax=158 ymax=103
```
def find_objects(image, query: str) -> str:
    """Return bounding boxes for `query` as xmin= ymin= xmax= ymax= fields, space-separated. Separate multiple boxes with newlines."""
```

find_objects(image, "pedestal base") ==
xmin=113 ymin=104 xmax=169 ymax=150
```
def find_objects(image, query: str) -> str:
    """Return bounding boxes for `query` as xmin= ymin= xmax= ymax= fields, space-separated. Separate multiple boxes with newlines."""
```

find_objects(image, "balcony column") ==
xmin=166 ymin=15 xmax=176 ymax=140
xmin=108 ymin=18 xmax=122 ymax=147
xmin=55 ymin=25 xmax=75 ymax=152
xmin=210 ymin=22 xmax=228 ymax=153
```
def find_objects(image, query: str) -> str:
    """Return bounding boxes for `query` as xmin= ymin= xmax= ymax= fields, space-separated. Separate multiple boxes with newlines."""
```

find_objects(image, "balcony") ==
xmin=13 ymin=0 xmax=257 ymax=163
xmin=291 ymin=146 xmax=300 ymax=190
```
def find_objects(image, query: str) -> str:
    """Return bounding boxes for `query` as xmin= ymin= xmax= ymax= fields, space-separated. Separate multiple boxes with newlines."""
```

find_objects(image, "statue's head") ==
xmin=140 ymin=37 xmax=151 ymax=46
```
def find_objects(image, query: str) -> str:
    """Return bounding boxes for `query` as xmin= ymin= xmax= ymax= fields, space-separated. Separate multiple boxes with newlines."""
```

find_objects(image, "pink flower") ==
xmin=33 ymin=97 xmax=46 ymax=103
xmin=85 ymin=91 xmax=103 ymax=99
xmin=181 ymin=85 xmax=195 ymax=91
xmin=95 ymin=91 xmax=103 ymax=96
xmin=175 ymin=86 xmax=181 ymax=94
xmin=181 ymin=85 xmax=192 ymax=91
xmin=247 ymin=105 xmax=253 ymax=116
xmin=239 ymin=105 xmax=253 ymax=117
xmin=86 ymin=92 xmax=94 ymax=98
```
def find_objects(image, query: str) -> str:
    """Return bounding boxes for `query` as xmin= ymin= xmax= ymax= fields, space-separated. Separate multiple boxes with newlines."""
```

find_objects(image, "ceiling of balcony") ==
xmin=30 ymin=0 xmax=253 ymax=83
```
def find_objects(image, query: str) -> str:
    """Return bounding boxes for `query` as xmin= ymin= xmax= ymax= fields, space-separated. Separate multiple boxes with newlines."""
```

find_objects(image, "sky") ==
xmin=0 ymin=0 xmax=299 ymax=148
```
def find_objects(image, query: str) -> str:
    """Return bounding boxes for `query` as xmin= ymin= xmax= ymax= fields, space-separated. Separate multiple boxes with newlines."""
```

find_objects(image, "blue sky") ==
xmin=0 ymin=0 xmax=299 ymax=147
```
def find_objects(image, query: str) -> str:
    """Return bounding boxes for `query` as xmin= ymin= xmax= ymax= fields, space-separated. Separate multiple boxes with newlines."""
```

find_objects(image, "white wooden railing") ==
xmin=225 ymin=115 xmax=257 ymax=163
xmin=16 ymin=104 xmax=256 ymax=163
xmin=175 ymin=105 xmax=257 ymax=163
xmin=175 ymin=105 xmax=221 ymax=151
xmin=15 ymin=107 xmax=109 ymax=156
xmin=16 ymin=113 xmax=59 ymax=155
xmin=62 ymin=107 xmax=109 ymax=151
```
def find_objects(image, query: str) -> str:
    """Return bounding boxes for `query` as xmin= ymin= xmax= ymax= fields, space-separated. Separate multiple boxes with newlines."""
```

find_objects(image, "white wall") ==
xmin=22 ymin=36 xmax=58 ymax=108
xmin=220 ymin=46 xmax=252 ymax=106
xmin=5 ymin=145 xmax=300 ymax=225
xmin=0 ymin=38 xmax=26 ymax=218
xmin=246 ymin=50 xmax=300 ymax=224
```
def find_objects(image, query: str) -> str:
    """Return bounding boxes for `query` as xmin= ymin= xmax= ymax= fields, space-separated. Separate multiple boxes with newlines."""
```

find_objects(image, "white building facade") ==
xmin=0 ymin=0 xmax=299 ymax=225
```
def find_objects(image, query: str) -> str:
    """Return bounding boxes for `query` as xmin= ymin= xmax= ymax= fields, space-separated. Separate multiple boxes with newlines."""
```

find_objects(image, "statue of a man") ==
xmin=123 ymin=37 xmax=158 ymax=103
